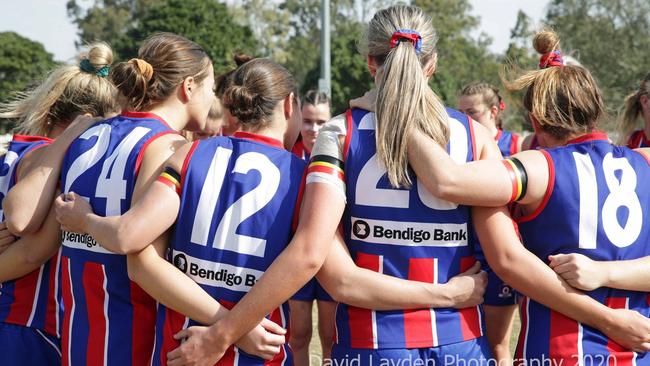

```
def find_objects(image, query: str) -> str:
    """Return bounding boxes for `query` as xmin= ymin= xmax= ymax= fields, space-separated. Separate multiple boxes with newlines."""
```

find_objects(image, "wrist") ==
xmin=600 ymin=261 xmax=614 ymax=288
xmin=437 ymin=283 xmax=456 ymax=308
xmin=207 ymin=317 xmax=236 ymax=346
xmin=595 ymin=306 xmax=617 ymax=334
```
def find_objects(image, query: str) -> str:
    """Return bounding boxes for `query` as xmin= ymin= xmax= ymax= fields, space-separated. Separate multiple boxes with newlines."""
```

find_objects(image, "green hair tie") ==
xmin=79 ymin=59 xmax=110 ymax=77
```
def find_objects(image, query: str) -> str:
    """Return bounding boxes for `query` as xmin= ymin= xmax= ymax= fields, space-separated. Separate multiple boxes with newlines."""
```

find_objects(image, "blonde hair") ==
xmin=502 ymin=29 xmax=605 ymax=139
xmin=617 ymin=74 xmax=650 ymax=144
xmin=361 ymin=5 xmax=449 ymax=188
xmin=111 ymin=33 xmax=211 ymax=111
xmin=0 ymin=42 xmax=118 ymax=136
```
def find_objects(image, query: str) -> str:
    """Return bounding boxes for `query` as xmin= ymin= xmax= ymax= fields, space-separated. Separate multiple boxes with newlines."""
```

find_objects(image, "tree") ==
xmin=0 ymin=32 xmax=57 ymax=104
xmin=414 ymin=0 xmax=501 ymax=107
xmin=301 ymin=21 xmax=374 ymax=114
xmin=66 ymin=0 xmax=161 ymax=58
xmin=543 ymin=0 xmax=650 ymax=129
xmin=117 ymin=0 xmax=257 ymax=73
xmin=500 ymin=10 xmax=538 ymax=132
xmin=67 ymin=0 xmax=257 ymax=73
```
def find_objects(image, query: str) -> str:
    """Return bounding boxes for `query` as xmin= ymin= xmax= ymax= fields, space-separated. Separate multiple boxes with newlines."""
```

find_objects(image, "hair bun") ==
xmin=234 ymin=53 xmax=253 ymax=67
xmin=533 ymin=28 xmax=560 ymax=55
xmin=87 ymin=42 xmax=114 ymax=70
xmin=224 ymin=84 xmax=263 ymax=123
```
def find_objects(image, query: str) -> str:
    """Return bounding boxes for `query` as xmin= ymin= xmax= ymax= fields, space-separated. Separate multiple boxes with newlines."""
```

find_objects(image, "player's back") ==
xmin=59 ymin=112 xmax=173 ymax=366
xmin=153 ymin=132 xmax=305 ymax=366
xmin=337 ymin=108 xmax=484 ymax=349
xmin=516 ymin=132 xmax=650 ymax=364
xmin=0 ymin=136 xmax=59 ymax=338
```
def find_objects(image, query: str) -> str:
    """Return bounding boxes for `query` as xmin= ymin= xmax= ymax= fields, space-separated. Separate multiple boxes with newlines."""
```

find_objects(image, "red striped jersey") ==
xmin=0 ymin=135 xmax=60 ymax=338
xmin=59 ymin=112 xmax=175 ymax=366
xmin=291 ymin=139 xmax=310 ymax=161
xmin=152 ymin=132 xmax=305 ymax=365
xmin=515 ymin=132 xmax=650 ymax=365
xmin=495 ymin=129 xmax=520 ymax=157
xmin=328 ymin=108 xmax=484 ymax=349
xmin=626 ymin=130 xmax=650 ymax=148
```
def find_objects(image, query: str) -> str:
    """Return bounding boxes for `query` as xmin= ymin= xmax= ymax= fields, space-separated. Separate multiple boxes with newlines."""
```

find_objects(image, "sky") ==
xmin=0 ymin=0 xmax=550 ymax=62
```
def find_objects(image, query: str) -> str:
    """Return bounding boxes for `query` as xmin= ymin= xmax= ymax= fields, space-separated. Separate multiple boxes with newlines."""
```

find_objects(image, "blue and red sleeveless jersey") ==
xmin=337 ymin=108 xmax=484 ymax=349
xmin=0 ymin=135 xmax=61 ymax=338
xmin=626 ymin=130 xmax=650 ymax=148
xmin=152 ymin=131 xmax=305 ymax=366
xmin=495 ymin=129 xmax=520 ymax=157
xmin=291 ymin=139 xmax=310 ymax=161
xmin=59 ymin=111 xmax=175 ymax=366
xmin=515 ymin=132 xmax=650 ymax=365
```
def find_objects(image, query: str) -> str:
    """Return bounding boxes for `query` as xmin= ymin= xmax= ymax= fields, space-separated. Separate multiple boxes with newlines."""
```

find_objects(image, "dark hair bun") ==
xmin=234 ymin=53 xmax=253 ymax=67
xmin=224 ymin=84 xmax=264 ymax=123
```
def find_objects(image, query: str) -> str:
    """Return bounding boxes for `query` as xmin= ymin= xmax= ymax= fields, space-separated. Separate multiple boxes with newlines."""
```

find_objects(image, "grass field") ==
xmin=306 ymin=306 xmax=522 ymax=364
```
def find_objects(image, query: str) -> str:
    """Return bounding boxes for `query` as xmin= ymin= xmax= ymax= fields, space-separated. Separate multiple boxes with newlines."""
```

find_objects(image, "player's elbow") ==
xmin=488 ymin=250 xmax=519 ymax=284
xmin=5 ymin=214 xmax=35 ymax=237
xmin=318 ymin=274 xmax=353 ymax=303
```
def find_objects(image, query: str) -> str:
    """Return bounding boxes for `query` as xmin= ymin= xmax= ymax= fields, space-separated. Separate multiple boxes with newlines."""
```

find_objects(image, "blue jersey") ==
xmin=495 ymin=129 xmax=520 ymax=157
xmin=0 ymin=136 xmax=60 ymax=338
xmin=337 ymin=108 xmax=484 ymax=349
xmin=152 ymin=131 xmax=305 ymax=366
xmin=515 ymin=132 xmax=650 ymax=365
xmin=59 ymin=111 xmax=175 ymax=366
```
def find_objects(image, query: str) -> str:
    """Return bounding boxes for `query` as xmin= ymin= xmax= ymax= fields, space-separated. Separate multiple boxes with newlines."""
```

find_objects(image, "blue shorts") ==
xmin=484 ymin=268 xmax=517 ymax=306
xmin=331 ymin=337 xmax=492 ymax=366
xmin=291 ymin=278 xmax=333 ymax=302
xmin=0 ymin=322 xmax=61 ymax=366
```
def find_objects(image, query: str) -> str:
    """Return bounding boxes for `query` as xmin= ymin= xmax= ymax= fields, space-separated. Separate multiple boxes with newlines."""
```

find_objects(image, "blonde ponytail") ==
xmin=364 ymin=5 xmax=448 ymax=188
xmin=0 ymin=42 xmax=118 ymax=136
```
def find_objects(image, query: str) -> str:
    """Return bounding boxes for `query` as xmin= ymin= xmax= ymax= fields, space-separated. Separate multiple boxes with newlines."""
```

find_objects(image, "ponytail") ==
xmin=365 ymin=5 xmax=448 ymax=188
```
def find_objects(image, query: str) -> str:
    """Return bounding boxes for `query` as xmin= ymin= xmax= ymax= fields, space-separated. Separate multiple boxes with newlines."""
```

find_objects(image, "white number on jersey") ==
xmin=574 ymin=152 xmax=642 ymax=248
xmin=355 ymin=113 xmax=465 ymax=210
xmin=64 ymin=125 xmax=151 ymax=214
xmin=190 ymin=147 xmax=281 ymax=257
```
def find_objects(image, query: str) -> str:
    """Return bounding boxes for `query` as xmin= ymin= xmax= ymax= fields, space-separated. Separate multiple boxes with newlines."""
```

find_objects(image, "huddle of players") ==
xmin=1 ymin=4 xmax=650 ymax=366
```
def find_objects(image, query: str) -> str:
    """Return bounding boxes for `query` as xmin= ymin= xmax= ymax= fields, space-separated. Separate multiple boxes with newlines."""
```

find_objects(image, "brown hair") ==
xmin=502 ymin=29 xmax=606 ymax=140
xmin=302 ymin=90 xmax=330 ymax=108
xmin=0 ymin=42 xmax=119 ymax=136
xmin=460 ymin=81 xmax=504 ymax=129
xmin=223 ymin=58 xmax=296 ymax=130
xmin=215 ymin=53 xmax=254 ymax=99
xmin=111 ymin=32 xmax=211 ymax=111
xmin=361 ymin=4 xmax=449 ymax=188
xmin=617 ymin=74 xmax=650 ymax=144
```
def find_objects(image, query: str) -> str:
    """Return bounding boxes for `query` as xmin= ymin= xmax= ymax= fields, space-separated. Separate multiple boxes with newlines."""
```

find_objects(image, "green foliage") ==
xmin=0 ymin=32 xmax=57 ymax=103
xmin=67 ymin=0 xmax=257 ymax=73
xmin=0 ymin=32 xmax=57 ymax=131
xmin=301 ymin=21 xmax=374 ymax=114
xmin=501 ymin=10 xmax=538 ymax=132
xmin=414 ymin=0 xmax=501 ymax=107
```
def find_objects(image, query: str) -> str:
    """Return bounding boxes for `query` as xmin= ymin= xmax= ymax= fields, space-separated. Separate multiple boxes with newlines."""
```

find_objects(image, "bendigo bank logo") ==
xmin=172 ymin=251 xmax=264 ymax=291
xmin=351 ymin=217 xmax=468 ymax=247
xmin=353 ymin=220 xmax=371 ymax=239
xmin=174 ymin=253 xmax=188 ymax=273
